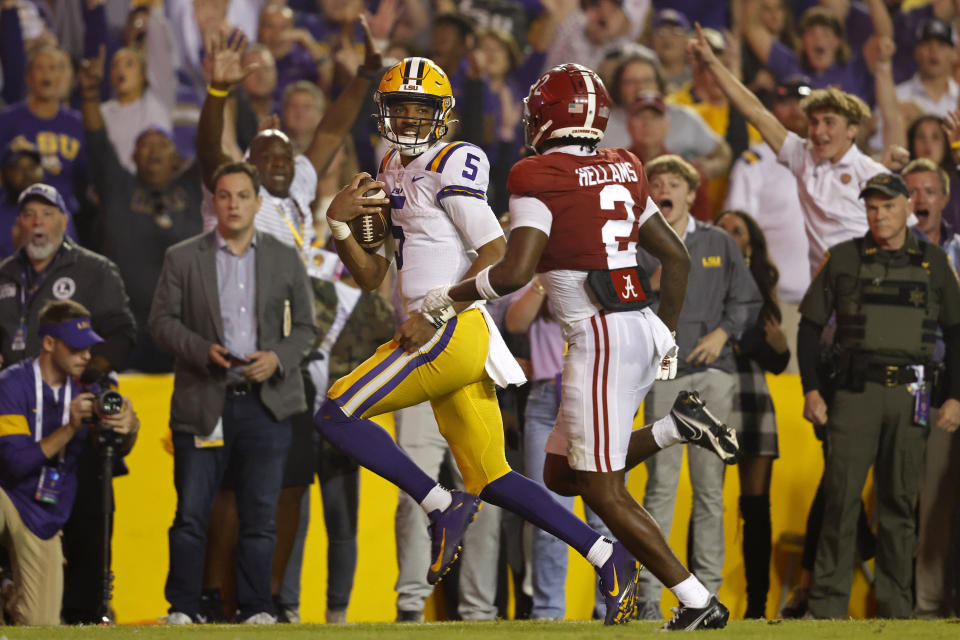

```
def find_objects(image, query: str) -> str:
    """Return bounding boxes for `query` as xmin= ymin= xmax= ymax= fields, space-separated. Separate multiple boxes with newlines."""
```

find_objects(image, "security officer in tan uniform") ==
xmin=798 ymin=173 xmax=960 ymax=619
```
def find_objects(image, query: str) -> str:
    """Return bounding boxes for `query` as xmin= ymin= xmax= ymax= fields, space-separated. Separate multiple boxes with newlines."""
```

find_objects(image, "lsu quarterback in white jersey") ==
xmin=314 ymin=57 xmax=649 ymax=624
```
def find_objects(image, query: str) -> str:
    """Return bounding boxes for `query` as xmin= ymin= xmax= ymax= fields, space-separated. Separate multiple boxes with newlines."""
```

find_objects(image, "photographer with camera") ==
xmin=0 ymin=299 xmax=139 ymax=625
xmin=0 ymin=182 xmax=137 ymax=624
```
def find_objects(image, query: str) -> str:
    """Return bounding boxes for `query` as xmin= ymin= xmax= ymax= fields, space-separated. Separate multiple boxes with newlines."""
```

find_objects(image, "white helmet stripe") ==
xmin=581 ymin=70 xmax=596 ymax=130
xmin=414 ymin=57 xmax=426 ymax=85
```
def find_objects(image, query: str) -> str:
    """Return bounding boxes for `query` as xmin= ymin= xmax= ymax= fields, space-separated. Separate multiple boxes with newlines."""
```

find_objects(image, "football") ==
xmin=348 ymin=177 xmax=390 ymax=250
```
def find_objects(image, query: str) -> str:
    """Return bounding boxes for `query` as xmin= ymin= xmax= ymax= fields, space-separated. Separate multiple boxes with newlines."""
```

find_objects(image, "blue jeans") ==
xmin=522 ymin=380 xmax=611 ymax=620
xmin=165 ymin=394 xmax=291 ymax=619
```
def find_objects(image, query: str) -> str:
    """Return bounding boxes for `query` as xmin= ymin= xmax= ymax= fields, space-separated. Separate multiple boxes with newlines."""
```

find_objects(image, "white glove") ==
xmin=422 ymin=285 xmax=454 ymax=314
xmin=656 ymin=339 xmax=678 ymax=381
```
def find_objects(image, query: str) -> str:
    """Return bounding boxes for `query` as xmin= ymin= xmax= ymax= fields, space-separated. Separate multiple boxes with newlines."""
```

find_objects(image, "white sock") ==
xmin=670 ymin=574 xmax=711 ymax=608
xmin=419 ymin=485 xmax=452 ymax=515
xmin=585 ymin=537 xmax=613 ymax=568
xmin=652 ymin=414 xmax=682 ymax=449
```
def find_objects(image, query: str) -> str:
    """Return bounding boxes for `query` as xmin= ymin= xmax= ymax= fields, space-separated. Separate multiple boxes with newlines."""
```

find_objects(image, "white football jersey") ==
xmin=377 ymin=141 xmax=504 ymax=315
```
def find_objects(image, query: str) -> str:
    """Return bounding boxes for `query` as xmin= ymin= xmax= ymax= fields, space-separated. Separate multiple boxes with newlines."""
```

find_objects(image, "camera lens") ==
xmin=95 ymin=390 xmax=124 ymax=416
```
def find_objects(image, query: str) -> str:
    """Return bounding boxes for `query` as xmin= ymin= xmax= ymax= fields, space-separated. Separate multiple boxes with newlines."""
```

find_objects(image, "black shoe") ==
xmin=396 ymin=610 xmax=424 ymax=622
xmin=671 ymin=391 xmax=739 ymax=464
xmin=779 ymin=586 xmax=809 ymax=619
xmin=661 ymin=595 xmax=729 ymax=631
xmin=198 ymin=588 xmax=228 ymax=623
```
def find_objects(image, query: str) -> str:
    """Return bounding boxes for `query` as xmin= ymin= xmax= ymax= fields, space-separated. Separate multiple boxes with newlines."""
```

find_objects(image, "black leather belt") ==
xmin=226 ymin=382 xmax=260 ymax=397
xmin=864 ymin=365 xmax=919 ymax=387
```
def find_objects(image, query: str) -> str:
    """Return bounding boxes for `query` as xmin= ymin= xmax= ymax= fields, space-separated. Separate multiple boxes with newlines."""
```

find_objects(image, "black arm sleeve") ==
xmin=943 ymin=324 xmax=960 ymax=402
xmin=797 ymin=317 xmax=824 ymax=394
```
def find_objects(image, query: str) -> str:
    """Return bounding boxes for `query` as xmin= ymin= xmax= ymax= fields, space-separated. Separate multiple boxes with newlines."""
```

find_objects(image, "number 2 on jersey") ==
xmin=599 ymin=184 xmax=637 ymax=269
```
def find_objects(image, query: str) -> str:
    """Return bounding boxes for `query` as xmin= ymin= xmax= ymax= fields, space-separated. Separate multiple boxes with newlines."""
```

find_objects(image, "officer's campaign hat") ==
xmin=859 ymin=173 xmax=910 ymax=199
xmin=17 ymin=183 xmax=68 ymax=213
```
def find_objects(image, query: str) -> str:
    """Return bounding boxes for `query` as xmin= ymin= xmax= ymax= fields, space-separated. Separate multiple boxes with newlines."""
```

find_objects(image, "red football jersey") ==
xmin=507 ymin=148 xmax=655 ymax=273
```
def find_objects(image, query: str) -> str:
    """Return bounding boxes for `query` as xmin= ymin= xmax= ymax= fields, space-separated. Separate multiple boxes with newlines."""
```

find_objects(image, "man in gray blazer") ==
xmin=149 ymin=162 xmax=315 ymax=625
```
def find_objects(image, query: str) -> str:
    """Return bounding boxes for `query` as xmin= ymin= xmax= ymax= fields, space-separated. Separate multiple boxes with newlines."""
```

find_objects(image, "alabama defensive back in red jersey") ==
xmin=422 ymin=63 xmax=734 ymax=630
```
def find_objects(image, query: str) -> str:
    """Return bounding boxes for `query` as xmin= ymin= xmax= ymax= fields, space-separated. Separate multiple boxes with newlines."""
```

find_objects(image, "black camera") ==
xmin=93 ymin=389 xmax=124 ymax=417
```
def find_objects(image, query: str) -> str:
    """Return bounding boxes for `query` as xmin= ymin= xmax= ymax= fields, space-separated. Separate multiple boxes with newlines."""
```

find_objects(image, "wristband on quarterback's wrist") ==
xmin=327 ymin=217 xmax=351 ymax=240
xmin=475 ymin=265 xmax=501 ymax=300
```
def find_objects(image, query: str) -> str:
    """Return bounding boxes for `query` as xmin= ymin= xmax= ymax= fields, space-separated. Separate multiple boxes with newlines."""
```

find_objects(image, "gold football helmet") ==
xmin=374 ymin=57 xmax=455 ymax=156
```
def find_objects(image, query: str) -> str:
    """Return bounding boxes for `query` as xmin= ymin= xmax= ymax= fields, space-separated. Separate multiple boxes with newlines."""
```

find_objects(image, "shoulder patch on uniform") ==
xmin=378 ymin=149 xmax=396 ymax=176
xmin=741 ymin=150 xmax=760 ymax=164
xmin=427 ymin=141 xmax=475 ymax=173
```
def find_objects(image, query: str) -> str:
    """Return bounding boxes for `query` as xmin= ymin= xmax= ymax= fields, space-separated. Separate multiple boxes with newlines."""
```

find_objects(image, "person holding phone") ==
xmin=148 ymin=161 xmax=315 ymax=625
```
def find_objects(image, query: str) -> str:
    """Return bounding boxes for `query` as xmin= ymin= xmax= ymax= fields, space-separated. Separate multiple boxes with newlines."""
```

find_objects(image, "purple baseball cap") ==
xmin=17 ymin=183 xmax=68 ymax=213
xmin=38 ymin=317 xmax=104 ymax=349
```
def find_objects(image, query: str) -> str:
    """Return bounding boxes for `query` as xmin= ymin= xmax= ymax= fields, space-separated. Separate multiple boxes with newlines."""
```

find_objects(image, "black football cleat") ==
xmin=660 ymin=595 xmax=730 ymax=631
xmin=671 ymin=390 xmax=740 ymax=464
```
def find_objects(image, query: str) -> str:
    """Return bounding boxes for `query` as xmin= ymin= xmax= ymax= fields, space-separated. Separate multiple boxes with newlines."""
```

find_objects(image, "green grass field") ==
xmin=2 ymin=620 xmax=960 ymax=640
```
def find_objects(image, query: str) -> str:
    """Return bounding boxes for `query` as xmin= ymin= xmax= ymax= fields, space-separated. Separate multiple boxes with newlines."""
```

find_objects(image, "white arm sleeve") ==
xmin=443 ymin=196 xmax=504 ymax=250
xmin=509 ymin=195 xmax=553 ymax=236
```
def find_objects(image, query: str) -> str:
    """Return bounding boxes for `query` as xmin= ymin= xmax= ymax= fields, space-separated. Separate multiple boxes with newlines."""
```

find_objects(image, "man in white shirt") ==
xmin=895 ymin=18 xmax=959 ymax=118
xmin=196 ymin=20 xmax=381 ymax=262
xmin=725 ymin=78 xmax=812 ymax=305
xmin=688 ymin=25 xmax=894 ymax=273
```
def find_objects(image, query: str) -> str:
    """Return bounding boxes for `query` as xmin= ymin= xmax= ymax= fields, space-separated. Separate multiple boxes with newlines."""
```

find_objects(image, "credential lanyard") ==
xmin=20 ymin=265 xmax=45 ymax=325
xmin=33 ymin=359 xmax=71 ymax=444
xmin=276 ymin=203 xmax=305 ymax=250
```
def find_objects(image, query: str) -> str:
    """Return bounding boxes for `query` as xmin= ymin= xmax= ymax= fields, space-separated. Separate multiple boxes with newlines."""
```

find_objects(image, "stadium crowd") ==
xmin=0 ymin=0 xmax=959 ymax=627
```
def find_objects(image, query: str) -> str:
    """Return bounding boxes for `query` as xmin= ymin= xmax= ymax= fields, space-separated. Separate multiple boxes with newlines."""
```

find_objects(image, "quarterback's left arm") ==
xmin=422 ymin=164 xmax=550 ymax=315
xmin=455 ymin=225 xmax=547 ymax=301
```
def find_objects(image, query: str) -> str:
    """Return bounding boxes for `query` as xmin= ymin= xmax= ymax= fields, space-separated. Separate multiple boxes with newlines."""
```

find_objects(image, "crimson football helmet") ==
xmin=523 ymin=63 xmax=612 ymax=153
